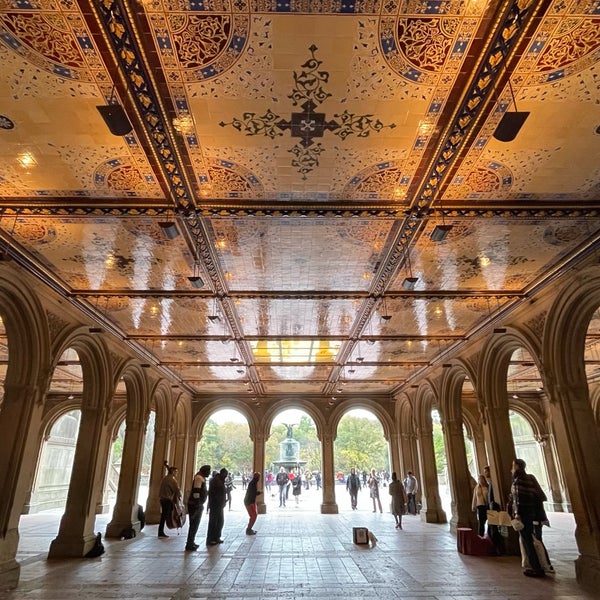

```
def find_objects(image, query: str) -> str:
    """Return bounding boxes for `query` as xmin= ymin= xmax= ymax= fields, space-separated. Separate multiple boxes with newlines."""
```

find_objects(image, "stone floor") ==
xmin=5 ymin=486 xmax=597 ymax=600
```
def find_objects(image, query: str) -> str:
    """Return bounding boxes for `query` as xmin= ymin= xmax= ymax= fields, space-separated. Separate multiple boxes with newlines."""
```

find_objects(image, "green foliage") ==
xmin=195 ymin=412 xmax=390 ymax=479
xmin=334 ymin=415 xmax=389 ymax=474
xmin=196 ymin=419 xmax=253 ymax=474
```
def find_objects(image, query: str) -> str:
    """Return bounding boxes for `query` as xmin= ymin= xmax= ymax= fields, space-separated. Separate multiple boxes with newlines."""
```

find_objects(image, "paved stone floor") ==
xmin=4 ymin=486 xmax=597 ymax=599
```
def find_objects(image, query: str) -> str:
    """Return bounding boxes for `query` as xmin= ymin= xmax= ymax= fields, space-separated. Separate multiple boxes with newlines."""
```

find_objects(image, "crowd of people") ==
xmin=158 ymin=459 xmax=551 ymax=580
xmin=471 ymin=459 xmax=553 ymax=579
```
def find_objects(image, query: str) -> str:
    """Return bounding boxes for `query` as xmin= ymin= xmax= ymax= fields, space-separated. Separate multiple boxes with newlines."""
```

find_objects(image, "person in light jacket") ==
xmin=471 ymin=474 xmax=489 ymax=536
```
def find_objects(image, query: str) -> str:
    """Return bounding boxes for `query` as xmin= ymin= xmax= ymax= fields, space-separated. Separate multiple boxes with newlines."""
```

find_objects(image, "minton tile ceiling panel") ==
xmin=103 ymin=297 xmax=226 ymax=338
xmin=148 ymin=8 xmax=485 ymax=199
xmin=235 ymin=297 xmax=363 ymax=338
xmin=10 ymin=216 xmax=195 ymax=292
xmin=135 ymin=338 xmax=239 ymax=365
xmin=255 ymin=365 xmax=333 ymax=382
xmin=0 ymin=10 xmax=162 ymax=199
xmin=446 ymin=4 xmax=600 ymax=203
xmin=208 ymin=217 xmax=396 ymax=292
xmin=375 ymin=296 xmax=495 ymax=338
xmin=346 ymin=339 xmax=457 ymax=365
xmin=392 ymin=218 xmax=600 ymax=292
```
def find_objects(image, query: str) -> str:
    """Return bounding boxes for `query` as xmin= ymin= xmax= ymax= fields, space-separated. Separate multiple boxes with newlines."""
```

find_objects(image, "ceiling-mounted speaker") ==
xmin=96 ymin=104 xmax=133 ymax=136
xmin=493 ymin=111 xmax=530 ymax=142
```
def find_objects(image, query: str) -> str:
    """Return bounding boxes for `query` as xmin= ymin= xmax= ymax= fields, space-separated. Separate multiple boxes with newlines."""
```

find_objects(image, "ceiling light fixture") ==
xmin=493 ymin=78 xmax=529 ymax=142
xmin=431 ymin=194 xmax=453 ymax=242
xmin=188 ymin=259 xmax=204 ymax=288
xmin=401 ymin=245 xmax=419 ymax=290
xmin=96 ymin=85 xmax=133 ymax=136
xmin=159 ymin=212 xmax=179 ymax=239
xmin=380 ymin=296 xmax=392 ymax=322
xmin=208 ymin=296 xmax=220 ymax=321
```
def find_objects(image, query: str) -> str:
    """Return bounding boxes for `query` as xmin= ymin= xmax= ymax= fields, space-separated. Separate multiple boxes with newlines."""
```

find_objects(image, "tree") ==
xmin=334 ymin=415 xmax=389 ymax=474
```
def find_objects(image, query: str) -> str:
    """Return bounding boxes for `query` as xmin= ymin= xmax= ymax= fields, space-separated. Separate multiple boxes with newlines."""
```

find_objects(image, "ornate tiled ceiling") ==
xmin=1 ymin=0 xmax=600 ymax=401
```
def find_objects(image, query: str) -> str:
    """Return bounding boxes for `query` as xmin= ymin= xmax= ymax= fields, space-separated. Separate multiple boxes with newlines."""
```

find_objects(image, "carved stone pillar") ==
xmin=416 ymin=423 xmax=447 ymax=523
xmin=172 ymin=432 xmax=188 ymax=480
xmin=443 ymin=418 xmax=477 ymax=532
xmin=0 ymin=382 xmax=45 ymax=589
xmin=389 ymin=432 xmax=401 ymax=478
xmin=48 ymin=401 xmax=109 ymax=558
xmin=253 ymin=433 xmax=267 ymax=514
xmin=320 ymin=430 xmax=338 ymax=514
xmin=472 ymin=429 xmax=488 ymax=475
xmin=145 ymin=424 xmax=170 ymax=524
xmin=545 ymin=380 xmax=600 ymax=589
xmin=536 ymin=432 xmax=566 ymax=512
xmin=105 ymin=415 xmax=146 ymax=538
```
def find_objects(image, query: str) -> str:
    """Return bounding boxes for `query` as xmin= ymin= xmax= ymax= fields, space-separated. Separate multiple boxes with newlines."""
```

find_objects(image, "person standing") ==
xmin=389 ymin=472 xmax=408 ymax=529
xmin=158 ymin=463 xmax=181 ymax=538
xmin=471 ymin=474 xmax=489 ymax=537
xmin=225 ymin=472 xmax=236 ymax=510
xmin=484 ymin=464 xmax=505 ymax=555
xmin=508 ymin=458 xmax=548 ymax=578
xmin=346 ymin=467 xmax=361 ymax=510
xmin=243 ymin=472 xmax=262 ymax=535
xmin=368 ymin=468 xmax=383 ymax=513
xmin=185 ymin=464 xmax=211 ymax=551
xmin=276 ymin=467 xmax=289 ymax=507
xmin=292 ymin=471 xmax=302 ymax=505
xmin=403 ymin=471 xmax=419 ymax=515
xmin=206 ymin=468 xmax=228 ymax=546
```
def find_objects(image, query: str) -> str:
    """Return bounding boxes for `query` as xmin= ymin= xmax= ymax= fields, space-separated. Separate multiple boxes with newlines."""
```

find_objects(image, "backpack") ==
xmin=85 ymin=532 xmax=105 ymax=558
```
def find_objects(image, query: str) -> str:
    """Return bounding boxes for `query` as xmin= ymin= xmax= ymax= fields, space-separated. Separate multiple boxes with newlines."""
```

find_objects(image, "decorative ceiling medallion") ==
xmin=0 ymin=115 xmax=14 ymax=129
xmin=220 ymin=45 xmax=396 ymax=179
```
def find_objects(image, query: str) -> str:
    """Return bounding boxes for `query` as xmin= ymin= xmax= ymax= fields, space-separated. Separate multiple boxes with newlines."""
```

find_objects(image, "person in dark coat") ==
xmin=243 ymin=472 xmax=262 ymax=535
xmin=346 ymin=467 xmax=361 ymax=510
xmin=185 ymin=464 xmax=211 ymax=551
xmin=206 ymin=468 xmax=228 ymax=546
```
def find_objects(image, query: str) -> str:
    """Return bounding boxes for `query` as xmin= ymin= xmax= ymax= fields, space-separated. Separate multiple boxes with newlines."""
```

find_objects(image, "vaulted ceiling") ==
xmin=1 ymin=0 xmax=599 ymax=403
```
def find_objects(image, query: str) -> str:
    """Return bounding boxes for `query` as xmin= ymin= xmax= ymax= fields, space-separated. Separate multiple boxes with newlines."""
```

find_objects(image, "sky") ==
xmin=209 ymin=407 xmax=377 ymax=425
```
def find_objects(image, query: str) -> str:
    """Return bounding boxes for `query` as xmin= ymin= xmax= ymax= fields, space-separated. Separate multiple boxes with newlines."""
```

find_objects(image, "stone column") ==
xmin=48 ymin=401 xmax=109 ymax=558
xmin=472 ymin=429 xmax=488 ymax=475
xmin=145 ymin=423 xmax=170 ymax=524
xmin=105 ymin=415 xmax=147 ymax=538
xmin=0 ymin=382 xmax=45 ymax=589
xmin=536 ymin=432 xmax=566 ymax=512
xmin=545 ymin=380 xmax=600 ymax=589
xmin=443 ymin=418 xmax=477 ymax=532
xmin=416 ymin=423 xmax=447 ymax=523
xmin=172 ymin=432 xmax=188 ymax=479
xmin=320 ymin=430 xmax=338 ymax=514
xmin=389 ymin=432 xmax=401 ymax=478
xmin=253 ymin=432 xmax=267 ymax=514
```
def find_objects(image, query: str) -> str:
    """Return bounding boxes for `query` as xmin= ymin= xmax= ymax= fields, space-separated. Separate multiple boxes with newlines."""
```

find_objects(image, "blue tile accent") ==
xmin=53 ymin=65 xmax=71 ymax=78
xmin=547 ymin=70 xmax=565 ymax=81
xmin=1 ymin=33 xmax=22 ymax=50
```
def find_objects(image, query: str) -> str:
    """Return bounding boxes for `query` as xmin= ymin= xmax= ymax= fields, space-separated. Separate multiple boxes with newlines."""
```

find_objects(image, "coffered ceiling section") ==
xmin=1 ymin=1 xmax=600 ymax=399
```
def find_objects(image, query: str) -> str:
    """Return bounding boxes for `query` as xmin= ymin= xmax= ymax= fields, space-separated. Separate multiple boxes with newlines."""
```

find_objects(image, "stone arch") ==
xmin=262 ymin=399 xmax=325 ymax=441
xmin=114 ymin=361 xmax=151 ymax=425
xmin=193 ymin=399 xmax=258 ymax=440
xmin=544 ymin=265 xmax=600 ymax=387
xmin=478 ymin=326 xmax=543 ymax=413
xmin=329 ymin=398 xmax=394 ymax=441
xmin=50 ymin=327 xmax=113 ymax=411
xmin=0 ymin=272 xmax=50 ymax=390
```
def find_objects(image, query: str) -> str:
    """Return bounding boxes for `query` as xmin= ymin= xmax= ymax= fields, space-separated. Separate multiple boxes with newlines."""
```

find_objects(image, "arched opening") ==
xmin=107 ymin=410 xmax=155 ymax=510
xmin=509 ymin=409 xmax=549 ymax=494
xmin=585 ymin=307 xmax=600 ymax=431
xmin=30 ymin=410 xmax=81 ymax=513
xmin=29 ymin=347 xmax=83 ymax=513
xmin=334 ymin=408 xmax=390 ymax=512
xmin=432 ymin=408 xmax=449 ymax=515
xmin=266 ymin=408 xmax=321 ymax=511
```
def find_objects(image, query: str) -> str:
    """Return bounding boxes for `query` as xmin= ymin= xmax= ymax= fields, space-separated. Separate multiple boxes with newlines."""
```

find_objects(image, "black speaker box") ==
xmin=96 ymin=104 xmax=133 ymax=136
xmin=493 ymin=111 xmax=530 ymax=142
